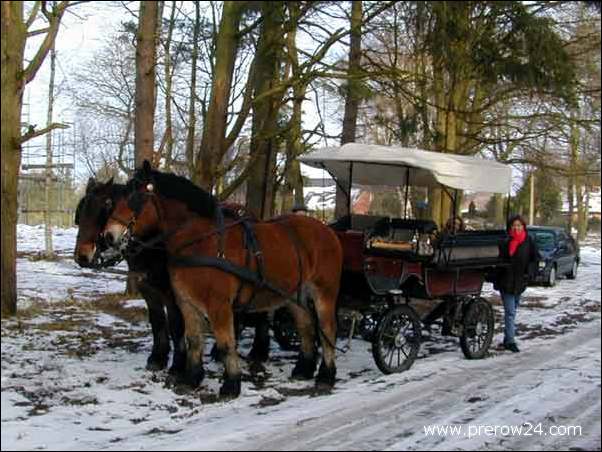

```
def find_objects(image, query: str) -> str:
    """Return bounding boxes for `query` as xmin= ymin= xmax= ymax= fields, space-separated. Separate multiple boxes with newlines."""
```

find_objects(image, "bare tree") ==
xmin=1 ymin=1 xmax=73 ymax=317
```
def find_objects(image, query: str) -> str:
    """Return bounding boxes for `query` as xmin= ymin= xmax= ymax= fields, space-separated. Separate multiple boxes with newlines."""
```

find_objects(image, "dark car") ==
xmin=528 ymin=226 xmax=580 ymax=287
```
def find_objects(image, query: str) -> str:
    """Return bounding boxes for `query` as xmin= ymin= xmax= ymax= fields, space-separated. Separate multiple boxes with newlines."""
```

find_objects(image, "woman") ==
xmin=495 ymin=215 xmax=540 ymax=352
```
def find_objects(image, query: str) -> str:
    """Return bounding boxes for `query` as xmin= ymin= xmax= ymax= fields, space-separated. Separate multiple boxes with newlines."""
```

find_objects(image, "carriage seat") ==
xmin=432 ymin=230 xmax=508 ymax=267
xmin=364 ymin=218 xmax=438 ymax=259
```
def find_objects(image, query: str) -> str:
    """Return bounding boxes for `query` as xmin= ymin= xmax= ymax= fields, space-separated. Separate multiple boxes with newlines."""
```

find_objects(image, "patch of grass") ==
xmin=82 ymin=293 xmax=148 ymax=324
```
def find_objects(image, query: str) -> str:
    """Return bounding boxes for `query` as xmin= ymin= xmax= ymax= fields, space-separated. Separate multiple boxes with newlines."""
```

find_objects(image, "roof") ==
xmin=299 ymin=143 xmax=512 ymax=194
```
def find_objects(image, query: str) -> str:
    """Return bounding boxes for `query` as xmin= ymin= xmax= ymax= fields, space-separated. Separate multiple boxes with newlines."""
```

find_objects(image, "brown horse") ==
xmin=103 ymin=161 xmax=343 ymax=398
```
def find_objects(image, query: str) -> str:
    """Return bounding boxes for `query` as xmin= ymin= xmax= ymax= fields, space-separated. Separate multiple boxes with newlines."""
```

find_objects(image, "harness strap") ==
xmin=169 ymin=254 xmax=292 ymax=299
xmin=215 ymin=206 xmax=226 ymax=258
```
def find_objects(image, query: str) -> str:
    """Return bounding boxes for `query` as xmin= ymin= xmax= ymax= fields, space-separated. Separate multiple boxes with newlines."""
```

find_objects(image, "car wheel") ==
xmin=567 ymin=260 xmax=578 ymax=280
xmin=546 ymin=265 xmax=557 ymax=287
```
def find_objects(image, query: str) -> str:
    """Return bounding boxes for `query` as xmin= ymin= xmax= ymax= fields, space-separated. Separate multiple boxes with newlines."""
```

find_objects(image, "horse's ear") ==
xmin=86 ymin=177 xmax=96 ymax=194
xmin=106 ymin=177 xmax=114 ymax=187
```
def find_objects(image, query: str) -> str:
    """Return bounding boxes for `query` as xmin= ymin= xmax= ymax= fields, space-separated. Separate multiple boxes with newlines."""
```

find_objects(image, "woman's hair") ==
xmin=506 ymin=214 xmax=527 ymax=232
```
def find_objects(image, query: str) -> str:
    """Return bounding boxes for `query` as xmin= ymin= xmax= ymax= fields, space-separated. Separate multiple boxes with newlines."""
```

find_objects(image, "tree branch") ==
xmin=19 ymin=123 xmax=69 ymax=145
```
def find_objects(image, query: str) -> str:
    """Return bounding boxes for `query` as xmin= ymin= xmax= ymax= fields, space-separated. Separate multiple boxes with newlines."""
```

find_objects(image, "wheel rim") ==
xmin=378 ymin=310 xmax=419 ymax=371
xmin=464 ymin=302 xmax=492 ymax=354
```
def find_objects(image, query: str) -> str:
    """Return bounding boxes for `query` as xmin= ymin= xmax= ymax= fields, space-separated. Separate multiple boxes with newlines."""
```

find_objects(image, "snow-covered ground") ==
xmin=1 ymin=226 xmax=600 ymax=451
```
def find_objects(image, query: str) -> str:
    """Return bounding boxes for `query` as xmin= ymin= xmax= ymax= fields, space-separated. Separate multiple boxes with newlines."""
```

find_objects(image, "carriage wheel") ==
xmin=372 ymin=305 xmax=421 ymax=374
xmin=272 ymin=308 xmax=301 ymax=351
xmin=459 ymin=297 xmax=494 ymax=359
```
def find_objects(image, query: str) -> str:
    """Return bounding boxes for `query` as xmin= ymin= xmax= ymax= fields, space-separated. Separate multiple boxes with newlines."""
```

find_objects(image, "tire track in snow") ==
xmin=228 ymin=321 xmax=600 ymax=451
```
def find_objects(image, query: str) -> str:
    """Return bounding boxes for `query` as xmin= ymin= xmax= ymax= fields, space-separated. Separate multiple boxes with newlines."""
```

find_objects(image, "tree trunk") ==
xmin=44 ymin=44 xmax=57 ymax=258
xmin=186 ymin=1 xmax=200 ymax=178
xmin=1 ymin=3 xmax=26 ymax=317
xmin=577 ymin=185 xmax=588 ymax=241
xmin=245 ymin=2 xmax=285 ymax=220
xmin=2 ymin=1 xmax=68 ymax=317
xmin=134 ymin=0 xmax=159 ymax=168
xmin=281 ymin=3 xmax=306 ymax=214
xmin=494 ymin=194 xmax=505 ymax=226
xmin=428 ymin=187 xmax=442 ymax=228
xmin=196 ymin=1 xmax=243 ymax=191
xmin=336 ymin=0 xmax=363 ymax=219
xmin=567 ymin=178 xmax=574 ymax=234
xmin=162 ymin=1 xmax=176 ymax=171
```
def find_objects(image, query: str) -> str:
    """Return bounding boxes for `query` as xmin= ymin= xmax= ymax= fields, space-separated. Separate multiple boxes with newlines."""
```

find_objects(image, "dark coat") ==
xmin=495 ymin=235 xmax=540 ymax=296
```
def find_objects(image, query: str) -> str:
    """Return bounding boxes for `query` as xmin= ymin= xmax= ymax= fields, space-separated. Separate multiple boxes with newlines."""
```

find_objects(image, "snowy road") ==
xmin=222 ymin=322 xmax=600 ymax=451
xmin=1 ymin=227 xmax=600 ymax=450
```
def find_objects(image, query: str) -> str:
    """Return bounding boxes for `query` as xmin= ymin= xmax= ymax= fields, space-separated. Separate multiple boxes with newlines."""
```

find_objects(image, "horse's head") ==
xmin=74 ymin=177 xmax=122 ymax=267
xmin=104 ymin=160 xmax=162 ymax=248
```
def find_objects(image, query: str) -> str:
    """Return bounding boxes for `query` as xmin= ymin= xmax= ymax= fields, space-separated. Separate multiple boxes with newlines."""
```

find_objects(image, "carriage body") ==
xmin=298 ymin=143 xmax=513 ymax=374
xmin=334 ymin=217 xmax=508 ymax=302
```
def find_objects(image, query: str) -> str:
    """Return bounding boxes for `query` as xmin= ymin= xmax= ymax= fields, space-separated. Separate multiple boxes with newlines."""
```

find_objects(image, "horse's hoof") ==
xmin=315 ymin=362 xmax=336 ymax=388
xmin=291 ymin=355 xmax=317 ymax=380
xmin=219 ymin=376 xmax=241 ymax=399
xmin=166 ymin=365 xmax=204 ymax=389
xmin=146 ymin=354 xmax=168 ymax=371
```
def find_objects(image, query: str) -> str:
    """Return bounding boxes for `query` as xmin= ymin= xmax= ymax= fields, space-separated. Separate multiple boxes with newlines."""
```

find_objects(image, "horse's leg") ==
xmin=138 ymin=280 xmax=170 ymax=371
xmin=288 ymin=303 xmax=318 ymax=380
xmin=163 ymin=289 xmax=186 ymax=376
xmin=311 ymin=284 xmax=338 ymax=387
xmin=247 ymin=312 xmax=270 ymax=363
xmin=208 ymin=303 xmax=241 ymax=398
xmin=174 ymin=300 xmax=205 ymax=389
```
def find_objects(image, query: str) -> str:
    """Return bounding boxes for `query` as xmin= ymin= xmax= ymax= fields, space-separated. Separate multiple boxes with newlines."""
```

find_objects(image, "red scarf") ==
xmin=508 ymin=229 xmax=527 ymax=257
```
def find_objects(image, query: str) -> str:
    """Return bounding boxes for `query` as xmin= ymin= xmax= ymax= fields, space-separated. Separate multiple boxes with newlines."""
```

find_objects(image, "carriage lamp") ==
xmin=538 ymin=260 xmax=547 ymax=269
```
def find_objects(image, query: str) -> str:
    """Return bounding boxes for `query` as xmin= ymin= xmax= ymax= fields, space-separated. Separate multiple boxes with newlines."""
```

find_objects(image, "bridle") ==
xmin=107 ymin=183 xmax=165 ymax=256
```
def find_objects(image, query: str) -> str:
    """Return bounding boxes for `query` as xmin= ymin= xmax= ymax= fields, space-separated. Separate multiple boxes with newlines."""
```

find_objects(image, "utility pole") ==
xmin=44 ymin=43 xmax=57 ymax=258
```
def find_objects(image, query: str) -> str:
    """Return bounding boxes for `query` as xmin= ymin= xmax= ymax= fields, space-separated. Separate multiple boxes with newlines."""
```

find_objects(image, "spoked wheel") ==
xmin=372 ymin=305 xmax=421 ymax=374
xmin=272 ymin=308 xmax=301 ymax=352
xmin=460 ymin=297 xmax=494 ymax=359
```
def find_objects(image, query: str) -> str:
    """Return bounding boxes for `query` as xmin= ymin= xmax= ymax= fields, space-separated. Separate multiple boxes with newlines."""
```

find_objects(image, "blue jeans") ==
xmin=501 ymin=291 xmax=521 ymax=344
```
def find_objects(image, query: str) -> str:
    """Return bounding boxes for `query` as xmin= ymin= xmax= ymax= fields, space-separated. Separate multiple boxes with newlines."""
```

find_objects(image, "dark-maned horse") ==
xmin=103 ymin=161 xmax=343 ymax=398
xmin=74 ymin=177 xmax=186 ymax=375
xmin=74 ymin=178 xmax=272 ymax=373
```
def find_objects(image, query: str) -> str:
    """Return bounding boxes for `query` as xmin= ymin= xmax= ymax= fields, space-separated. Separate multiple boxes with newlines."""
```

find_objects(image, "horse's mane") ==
xmin=133 ymin=168 xmax=218 ymax=218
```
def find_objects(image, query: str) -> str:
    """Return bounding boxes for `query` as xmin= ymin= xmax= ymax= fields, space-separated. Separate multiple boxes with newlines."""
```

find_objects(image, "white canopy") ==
xmin=299 ymin=143 xmax=512 ymax=193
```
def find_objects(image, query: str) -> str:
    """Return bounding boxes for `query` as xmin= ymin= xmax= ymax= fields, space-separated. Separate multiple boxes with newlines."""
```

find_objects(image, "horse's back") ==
xmin=256 ymin=215 xmax=343 ymax=282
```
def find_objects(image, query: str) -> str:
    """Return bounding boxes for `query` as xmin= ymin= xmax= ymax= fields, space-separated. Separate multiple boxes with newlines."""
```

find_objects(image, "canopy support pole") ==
xmin=347 ymin=162 xmax=354 ymax=216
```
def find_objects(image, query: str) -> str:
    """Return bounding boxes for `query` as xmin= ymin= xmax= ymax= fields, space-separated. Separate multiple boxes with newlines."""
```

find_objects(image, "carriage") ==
xmin=78 ymin=145 xmax=513 ymax=397
xmin=294 ymin=143 xmax=513 ymax=374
